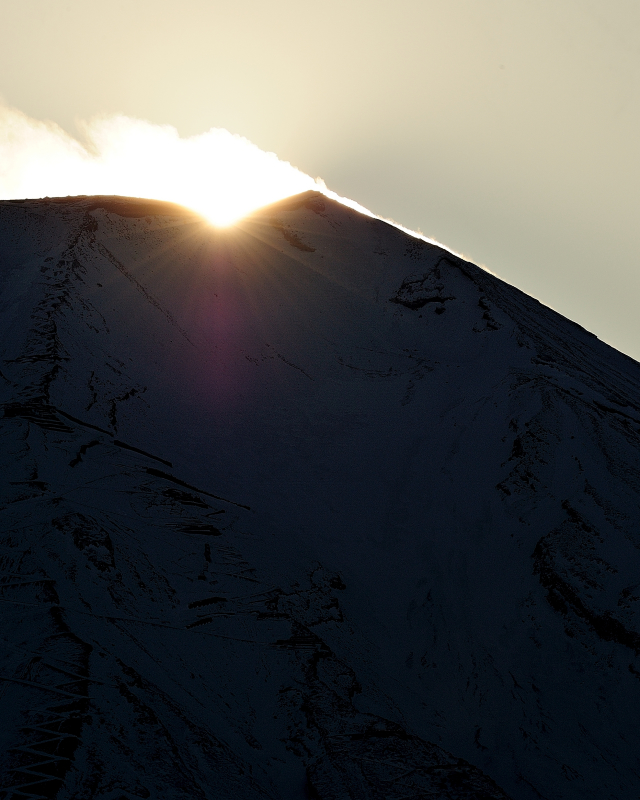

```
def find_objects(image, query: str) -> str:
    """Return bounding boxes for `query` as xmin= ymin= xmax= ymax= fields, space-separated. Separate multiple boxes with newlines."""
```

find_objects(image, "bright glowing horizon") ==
xmin=0 ymin=104 xmax=328 ymax=226
xmin=0 ymin=102 xmax=461 ymax=261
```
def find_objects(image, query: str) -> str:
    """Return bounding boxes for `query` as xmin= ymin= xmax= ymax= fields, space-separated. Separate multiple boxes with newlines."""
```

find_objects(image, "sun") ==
xmin=0 ymin=102 xmax=429 ymax=244
xmin=0 ymin=105 xmax=321 ymax=226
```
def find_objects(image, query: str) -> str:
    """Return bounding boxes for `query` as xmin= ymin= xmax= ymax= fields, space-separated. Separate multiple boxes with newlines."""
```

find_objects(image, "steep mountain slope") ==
xmin=1 ymin=191 xmax=640 ymax=800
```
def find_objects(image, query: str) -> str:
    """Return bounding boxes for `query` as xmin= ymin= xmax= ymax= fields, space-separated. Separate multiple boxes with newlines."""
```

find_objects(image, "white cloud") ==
xmin=0 ymin=104 xmax=321 ymax=225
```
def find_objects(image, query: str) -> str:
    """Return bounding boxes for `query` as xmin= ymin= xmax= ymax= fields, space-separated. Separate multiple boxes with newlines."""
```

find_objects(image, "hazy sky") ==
xmin=2 ymin=1 xmax=640 ymax=359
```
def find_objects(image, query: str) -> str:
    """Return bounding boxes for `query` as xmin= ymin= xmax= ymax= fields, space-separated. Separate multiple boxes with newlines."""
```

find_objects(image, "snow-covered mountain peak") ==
xmin=1 ymin=194 xmax=640 ymax=799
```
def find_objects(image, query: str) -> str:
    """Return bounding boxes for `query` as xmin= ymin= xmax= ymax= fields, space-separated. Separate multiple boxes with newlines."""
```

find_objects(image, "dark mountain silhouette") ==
xmin=1 ymin=191 xmax=640 ymax=800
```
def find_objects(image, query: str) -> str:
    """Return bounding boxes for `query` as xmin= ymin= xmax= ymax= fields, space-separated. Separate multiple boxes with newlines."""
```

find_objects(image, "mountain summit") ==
xmin=1 ymin=192 xmax=640 ymax=800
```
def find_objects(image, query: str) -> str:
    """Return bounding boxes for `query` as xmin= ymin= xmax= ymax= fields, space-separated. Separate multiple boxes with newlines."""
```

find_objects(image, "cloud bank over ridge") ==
xmin=0 ymin=103 xmax=323 ymax=225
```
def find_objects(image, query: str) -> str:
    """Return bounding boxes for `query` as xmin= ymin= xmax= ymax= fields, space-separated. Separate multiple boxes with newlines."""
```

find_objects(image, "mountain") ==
xmin=1 ymin=191 xmax=640 ymax=800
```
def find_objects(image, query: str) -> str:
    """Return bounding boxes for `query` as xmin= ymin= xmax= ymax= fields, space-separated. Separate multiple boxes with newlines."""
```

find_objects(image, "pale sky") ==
xmin=2 ymin=0 xmax=640 ymax=360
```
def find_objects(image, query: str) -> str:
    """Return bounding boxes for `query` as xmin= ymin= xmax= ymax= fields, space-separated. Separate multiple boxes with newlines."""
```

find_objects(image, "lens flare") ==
xmin=0 ymin=104 xmax=320 ymax=226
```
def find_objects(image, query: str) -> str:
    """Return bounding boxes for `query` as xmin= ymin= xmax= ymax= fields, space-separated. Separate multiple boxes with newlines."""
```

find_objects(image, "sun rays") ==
xmin=0 ymin=101 xmax=461 ymax=261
